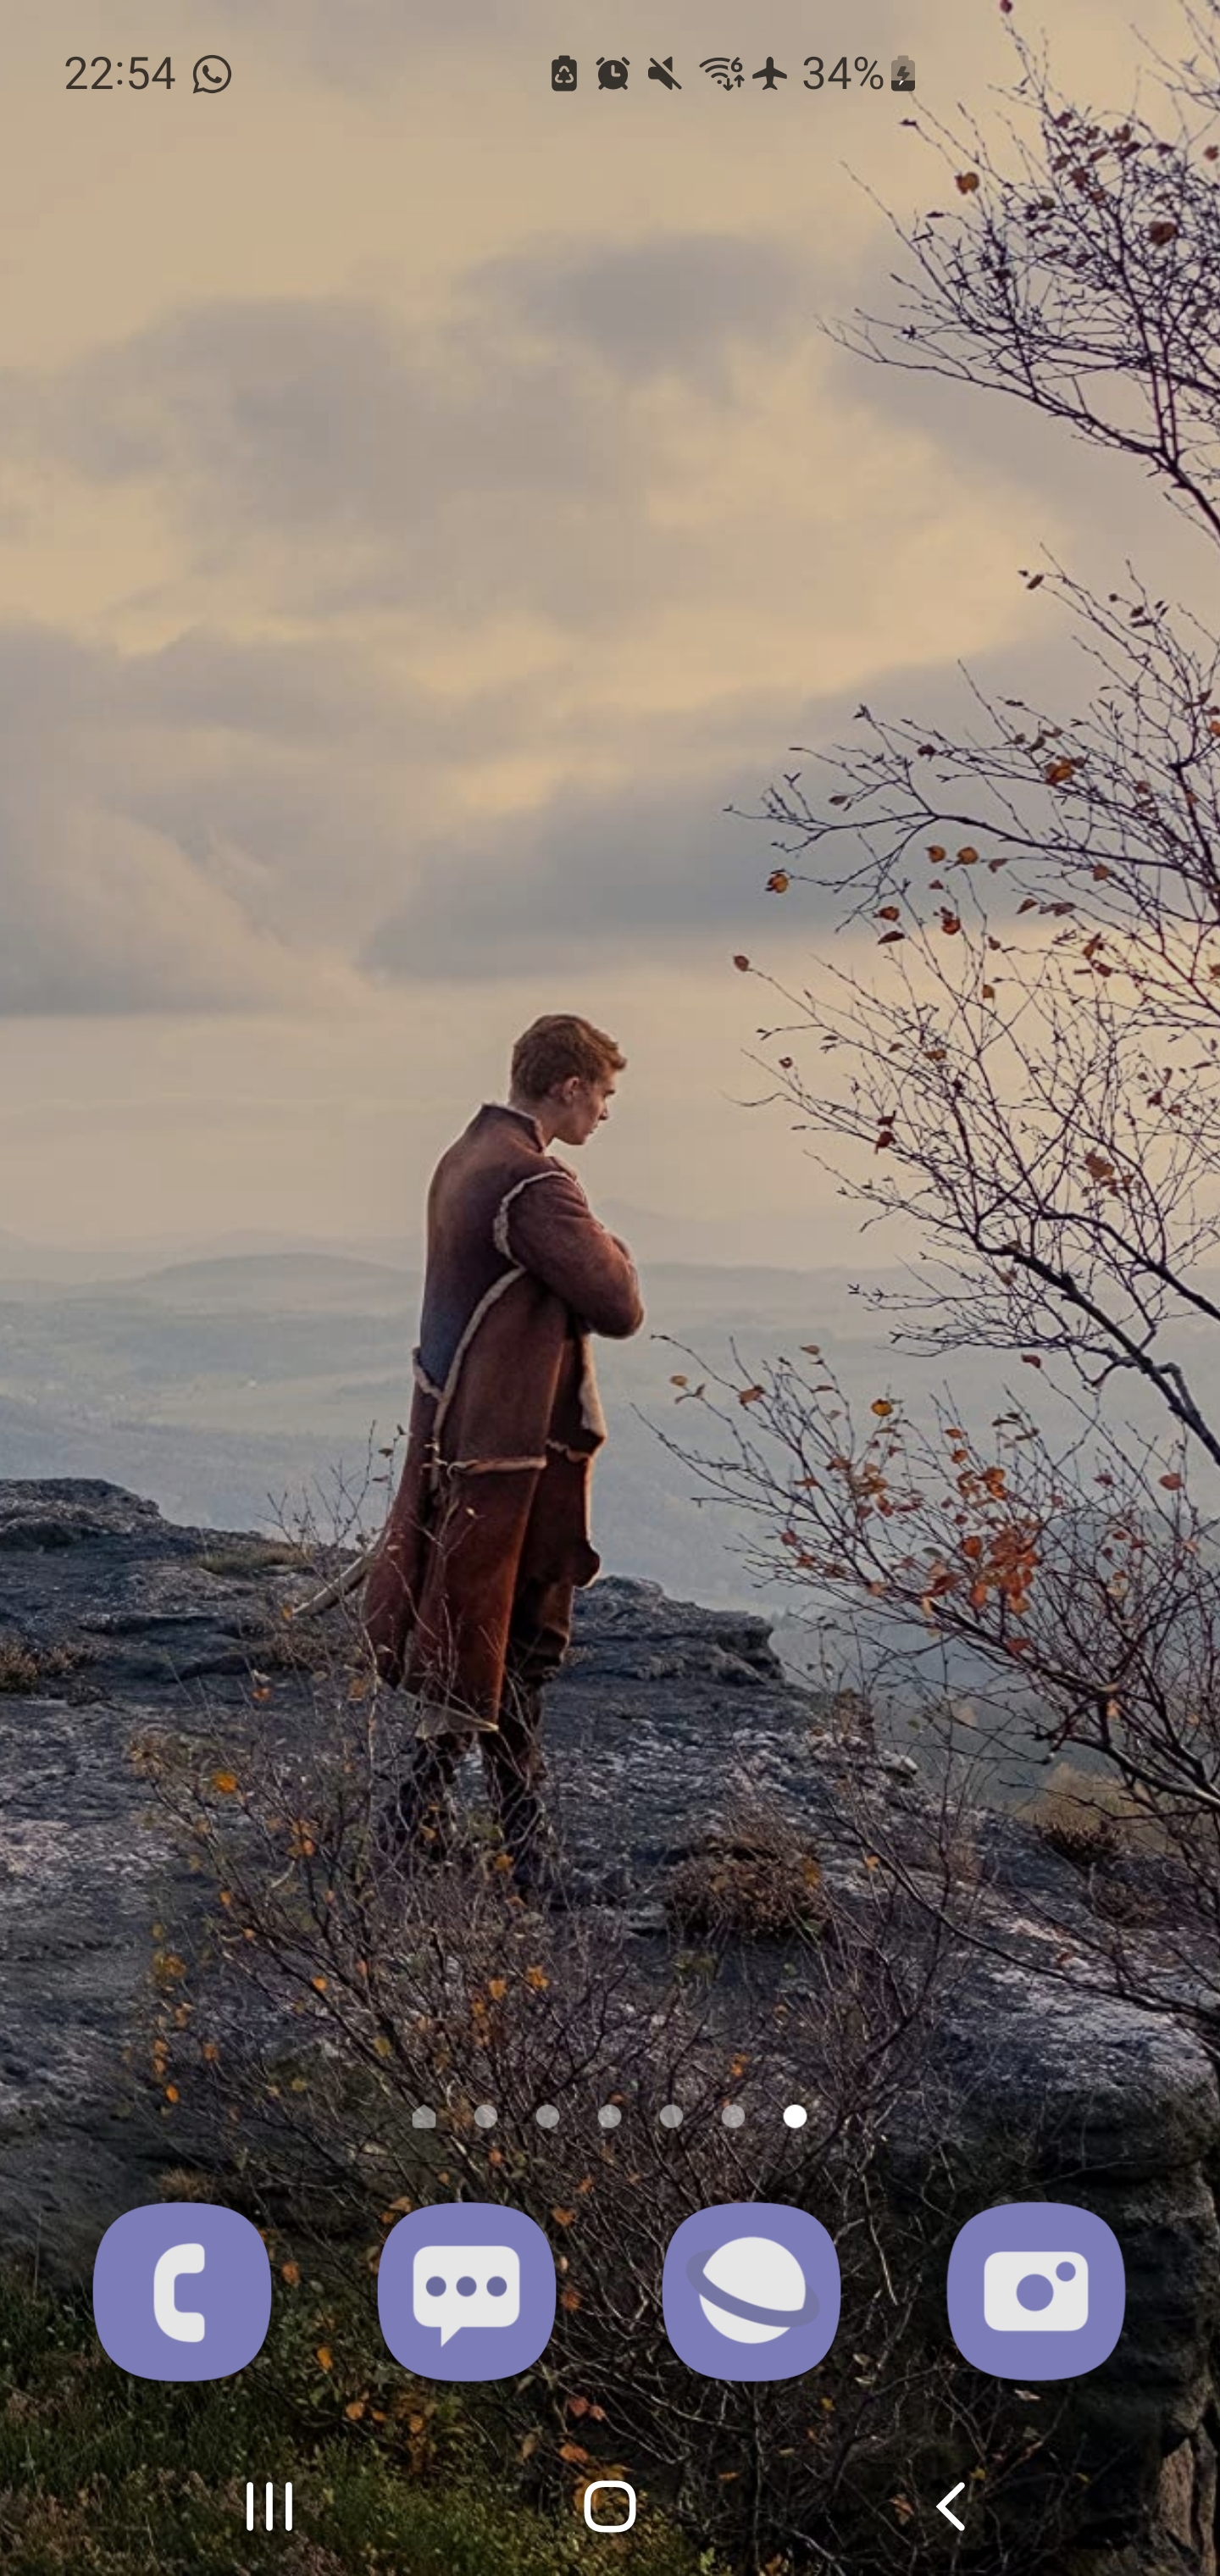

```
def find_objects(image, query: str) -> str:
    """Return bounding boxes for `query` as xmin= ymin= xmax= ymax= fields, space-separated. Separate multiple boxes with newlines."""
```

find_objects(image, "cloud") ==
xmin=0 ymin=226 xmax=1088 ymax=1013
xmin=0 ymin=597 xmax=1095 ymax=1013
xmin=358 ymin=617 xmax=1107 ymax=980
xmin=0 ymin=241 xmax=812 ymax=633
xmin=476 ymin=235 xmax=810 ymax=392
xmin=0 ymin=621 xmax=424 ymax=1011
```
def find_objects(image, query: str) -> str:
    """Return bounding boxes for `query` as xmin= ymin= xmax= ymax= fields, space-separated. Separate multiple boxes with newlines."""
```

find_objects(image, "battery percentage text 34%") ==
xmin=804 ymin=55 xmax=886 ymax=88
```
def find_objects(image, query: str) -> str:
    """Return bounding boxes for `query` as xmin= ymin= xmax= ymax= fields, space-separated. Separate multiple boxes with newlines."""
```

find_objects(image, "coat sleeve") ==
xmin=503 ymin=1168 xmax=644 ymax=1338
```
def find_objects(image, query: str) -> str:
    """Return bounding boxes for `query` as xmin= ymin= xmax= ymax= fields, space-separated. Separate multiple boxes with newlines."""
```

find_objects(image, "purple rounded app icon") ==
xmin=663 ymin=2202 xmax=840 ymax=2382
xmin=947 ymin=2201 xmax=1125 ymax=2380
xmin=378 ymin=2202 xmax=556 ymax=2382
xmin=92 ymin=2202 xmax=272 ymax=2381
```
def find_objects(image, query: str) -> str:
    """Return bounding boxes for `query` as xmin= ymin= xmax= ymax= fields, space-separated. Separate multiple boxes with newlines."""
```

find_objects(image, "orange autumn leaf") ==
xmin=212 ymin=1771 xmax=238 ymax=1795
xmin=316 ymin=2346 xmax=333 ymax=2371
xmin=956 ymin=170 xmax=980 ymax=192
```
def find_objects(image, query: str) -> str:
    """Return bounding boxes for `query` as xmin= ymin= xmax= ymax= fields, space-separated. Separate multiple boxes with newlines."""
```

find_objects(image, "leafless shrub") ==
xmin=126 ymin=1652 xmax=1089 ymax=2575
xmin=656 ymin=19 xmax=1220 ymax=2049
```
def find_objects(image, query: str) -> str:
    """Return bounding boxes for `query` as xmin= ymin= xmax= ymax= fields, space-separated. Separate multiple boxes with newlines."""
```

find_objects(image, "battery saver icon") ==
xmin=891 ymin=54 xmax=915 ymax=91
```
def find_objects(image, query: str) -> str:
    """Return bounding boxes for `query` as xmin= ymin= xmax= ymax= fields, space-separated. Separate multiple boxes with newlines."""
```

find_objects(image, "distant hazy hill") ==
xmin=1 ymin=1243 xmax=1215 ymax=1629
xmin=115 ymin=1253 xmax=415 ymax=1315
xmin=0 ymin=1191 xmax=851 ymax=1286
xmin=599 ymin=1200 xmax=838 ymax=1269
xmin=0 ymin=1229 xmax=417 ymax=1287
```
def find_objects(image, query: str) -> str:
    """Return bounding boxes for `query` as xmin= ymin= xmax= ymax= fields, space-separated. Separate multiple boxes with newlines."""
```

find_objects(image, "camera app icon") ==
xmin=948 ymin=2203 xmax=1123 ymax=2381
xmin=983 ymin=2249 xmax=1088 ymax=2333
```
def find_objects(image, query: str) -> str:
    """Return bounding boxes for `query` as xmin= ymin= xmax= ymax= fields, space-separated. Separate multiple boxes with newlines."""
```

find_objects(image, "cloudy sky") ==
xmin=0 ymin=0 xmax=1187 ymax=1260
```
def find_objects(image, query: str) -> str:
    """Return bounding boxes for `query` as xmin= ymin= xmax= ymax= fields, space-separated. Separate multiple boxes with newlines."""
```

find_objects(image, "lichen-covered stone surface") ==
xmin=1 ymin=1479 xmax=1218 ymax=2570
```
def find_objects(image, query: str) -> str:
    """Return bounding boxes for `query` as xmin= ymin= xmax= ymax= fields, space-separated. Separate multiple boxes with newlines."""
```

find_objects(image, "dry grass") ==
xmin=0 ymin=1635 xmax=89 ymax=1696
xmin=1024 ymin=1763 xmax=1161 ymax=1872
xmin=664 ymin=1817 xmax=829 ymax=1940
xmin=197 ymin=1538 xmax=308 ymax=1581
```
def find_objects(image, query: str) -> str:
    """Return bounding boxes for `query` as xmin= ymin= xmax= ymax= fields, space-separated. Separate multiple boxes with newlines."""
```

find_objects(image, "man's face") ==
xmin=550 ymin=1075 xmax=615 ymax=1146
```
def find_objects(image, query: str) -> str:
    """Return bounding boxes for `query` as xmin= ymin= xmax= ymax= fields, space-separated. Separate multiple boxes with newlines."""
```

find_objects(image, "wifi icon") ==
xmin=700 ymin=54 xmax=744 ymax=89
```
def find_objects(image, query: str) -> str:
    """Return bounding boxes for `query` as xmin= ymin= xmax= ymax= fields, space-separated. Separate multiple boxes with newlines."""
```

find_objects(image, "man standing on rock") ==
xmin=363 ymin=1013 xmax=644 ymax=1892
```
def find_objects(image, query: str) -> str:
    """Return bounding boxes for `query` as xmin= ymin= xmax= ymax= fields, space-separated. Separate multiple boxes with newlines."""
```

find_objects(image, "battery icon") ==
xmin=891 ymin=54 xmax=915 ymax=91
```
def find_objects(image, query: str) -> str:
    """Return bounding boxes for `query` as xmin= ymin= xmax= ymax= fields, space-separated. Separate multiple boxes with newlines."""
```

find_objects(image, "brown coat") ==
xmin=362 ymin=1103 xmax=643 ymax=1720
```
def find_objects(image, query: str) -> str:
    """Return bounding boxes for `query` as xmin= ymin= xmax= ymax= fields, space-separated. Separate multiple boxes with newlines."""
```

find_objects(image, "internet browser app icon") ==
xmin=663 ymin=2202 xmax=840 ymax=2381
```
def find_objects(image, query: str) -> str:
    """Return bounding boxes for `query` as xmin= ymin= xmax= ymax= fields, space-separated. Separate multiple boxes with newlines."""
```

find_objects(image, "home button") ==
xmin=584 ymin=2479 xmax=637 ymax=2532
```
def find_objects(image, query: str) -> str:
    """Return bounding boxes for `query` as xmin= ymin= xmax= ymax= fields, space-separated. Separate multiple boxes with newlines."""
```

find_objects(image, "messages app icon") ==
xmin=378 ymin=2203 xmax=555 ymax=2381
xmin=92 ymin=2202 xmax=272 ymax=2381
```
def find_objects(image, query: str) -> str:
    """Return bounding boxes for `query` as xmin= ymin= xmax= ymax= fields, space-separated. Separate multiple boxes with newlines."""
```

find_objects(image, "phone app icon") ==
xmin=377 ymin=2203 xmax=555 ymax=2381
xmin=663 ymin=2203 xmax=840 ymax=2381
xmin=92 ymin=2203 xmax=272 ymax=2380
xmin=946 ymin=2202 xmax=1125 ymax=2379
